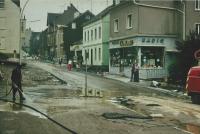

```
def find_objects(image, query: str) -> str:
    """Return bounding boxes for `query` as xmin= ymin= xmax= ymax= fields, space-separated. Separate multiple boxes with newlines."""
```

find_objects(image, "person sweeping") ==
xmin=11 ymin=64 xmax=25 ymax=101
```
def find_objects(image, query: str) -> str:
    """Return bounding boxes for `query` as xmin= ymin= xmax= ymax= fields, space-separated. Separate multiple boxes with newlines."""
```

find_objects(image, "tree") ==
xmin=170 ymin=32 xmax=200 ymax=85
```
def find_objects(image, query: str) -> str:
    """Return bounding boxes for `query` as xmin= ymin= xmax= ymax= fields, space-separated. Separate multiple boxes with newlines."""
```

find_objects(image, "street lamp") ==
xmin=19 ymin=0 xmax=31 ymax=65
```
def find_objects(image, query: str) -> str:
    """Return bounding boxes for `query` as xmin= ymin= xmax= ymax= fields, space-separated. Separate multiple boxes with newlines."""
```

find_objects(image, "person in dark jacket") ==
xmin=130 ymin=63 xmax=135 ymax=82
xmin=11 ymin=64 xmax=25 ymax=101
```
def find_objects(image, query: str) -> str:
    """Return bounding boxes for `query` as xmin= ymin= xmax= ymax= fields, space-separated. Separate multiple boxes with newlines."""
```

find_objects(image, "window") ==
xmin=195 ymin=23 xmax=200 ymax=34
xmin=110 ymin=47 xmax=137 ymax=67
xmin=127 ymin=14 xmax=132 ymax=29
xmin=99 ymin=27 xmax=101 ymax=39
xmin=87 ymin=31 xmax=89 ymax=41
xmin=84 ymin=31 xmax=86 ymax=42
xmin=95 ymin=28 xmax=97 ymax=40
xmin=0 ymin=0 xmax=4 ymax=8
xmin=72 ymin=22 xmax=76 ymax=29
xmin=114 ymin=19 xmax=119 ymax=32
xmin=141 ymin=47 xmax=164 ymax=68
xmin=91 ymin=30 xmax=93 ymax=40
xmin=99 ymin=48 xmax=101 ymax=61
xmin=195 ymin=0 xmax=200 ymax=10
xmin=95 ymin=48 xmax=97 ymax=60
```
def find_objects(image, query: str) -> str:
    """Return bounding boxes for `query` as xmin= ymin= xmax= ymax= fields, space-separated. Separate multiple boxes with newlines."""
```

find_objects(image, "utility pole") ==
xmin=19 ymin=0 xmax=30 ymax=65
xmin=84 ymin=51 xmax=89 ymax=97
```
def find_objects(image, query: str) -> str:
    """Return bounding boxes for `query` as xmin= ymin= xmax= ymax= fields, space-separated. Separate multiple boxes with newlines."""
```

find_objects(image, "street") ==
xmin=0 ymin=61 xmax=199 ymax=134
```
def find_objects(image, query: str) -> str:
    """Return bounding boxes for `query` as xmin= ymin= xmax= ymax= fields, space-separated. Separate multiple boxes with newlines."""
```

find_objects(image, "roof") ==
xmin=69 ymin=10 xmax=94 ymax=24
xmin=47 ymin=3 xmax=80 ymax=26
xmin=83 ymin=5 xmax=113 ymax=26
xmin=12 ymin=0 xmax=20 ymax=7
xmin=47 ymin=13 xmax=62 ymax=26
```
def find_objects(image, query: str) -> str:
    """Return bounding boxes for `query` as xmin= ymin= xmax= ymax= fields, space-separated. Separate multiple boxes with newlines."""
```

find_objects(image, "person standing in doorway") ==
xmin=130 ymin=63 xmax=135 ymax=82
xmin=11 ymin=64 xmax=25 ymax=101
xmin=134 ymin=63 xmax=139 ymax=82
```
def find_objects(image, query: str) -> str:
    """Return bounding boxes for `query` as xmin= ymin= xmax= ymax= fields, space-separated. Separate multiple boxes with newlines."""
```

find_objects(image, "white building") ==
xmin=82 ymin=6 xmax=112 ymax=70
xmin=0 ymin=0 xmax=20 ymax=58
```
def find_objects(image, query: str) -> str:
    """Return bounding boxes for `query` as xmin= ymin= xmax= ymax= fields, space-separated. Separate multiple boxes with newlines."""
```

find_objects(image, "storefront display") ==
xmin=110 ymin=47 xmax=137 ymax=67
xmin=141 ymin=47 xmax=164 ymax=68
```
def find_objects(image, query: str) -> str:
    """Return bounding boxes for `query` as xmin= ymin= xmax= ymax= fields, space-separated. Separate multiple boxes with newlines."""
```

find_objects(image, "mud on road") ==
xmin=0 ymin=63 xmax=199 ymax=134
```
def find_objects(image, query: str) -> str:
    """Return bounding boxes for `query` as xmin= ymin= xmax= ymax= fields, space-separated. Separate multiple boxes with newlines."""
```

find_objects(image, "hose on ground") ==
xmin=0 ymin=87 xmax=12 ymax=98
xmin=0 ymin=95 xmax=78 ymax=134
xmin=0 ymin=98 xmax=78 ymax=134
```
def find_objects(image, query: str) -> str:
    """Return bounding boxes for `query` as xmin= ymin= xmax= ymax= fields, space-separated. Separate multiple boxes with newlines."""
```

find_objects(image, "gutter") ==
xmin=133 ymin=0 xmax=185 ymax=40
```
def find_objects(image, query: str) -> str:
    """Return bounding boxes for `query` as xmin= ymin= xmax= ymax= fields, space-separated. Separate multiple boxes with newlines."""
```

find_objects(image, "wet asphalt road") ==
xmin=0 ymin=61 xmax=196 ymax=134
xmin=33 ymin=61 xmax=187 ymax=99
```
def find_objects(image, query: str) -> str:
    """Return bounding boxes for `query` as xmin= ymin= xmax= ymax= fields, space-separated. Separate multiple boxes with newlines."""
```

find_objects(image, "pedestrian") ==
xmin=59 ymin=58 xmax=62 ymax=66
xmin=130 ymin=63 xmax=135 ymax=82
xmin=134 ymin=63 xmax=139 ymax=82
xmin=11 ymin=64 xmax=25 ymax=101
xmin=67 ymin=59 xmax=72 ymax=71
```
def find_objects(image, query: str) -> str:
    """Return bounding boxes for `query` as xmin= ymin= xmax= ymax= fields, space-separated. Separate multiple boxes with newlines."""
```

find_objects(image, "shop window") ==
xmin=110 ymin=47 xmax=137 ymax=67
xmin=195 ymin=0 xmax=200 ymax=10
xmin=141 ymin=47 xmax=164 ymax=68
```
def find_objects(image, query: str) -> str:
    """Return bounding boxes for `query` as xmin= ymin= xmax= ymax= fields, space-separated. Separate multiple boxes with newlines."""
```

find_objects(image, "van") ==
xmin=186 ymin=66 xmax=200 ymax=104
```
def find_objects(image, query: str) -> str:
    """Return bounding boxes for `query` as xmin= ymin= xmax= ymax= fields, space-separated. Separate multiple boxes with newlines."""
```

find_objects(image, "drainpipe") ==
xmin=133 ymin=0 xmax=185 ymax=40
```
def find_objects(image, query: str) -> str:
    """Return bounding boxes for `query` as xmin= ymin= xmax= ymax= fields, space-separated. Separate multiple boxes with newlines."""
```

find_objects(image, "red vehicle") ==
xmin=186 ymin=66 xmax=200 ymax=104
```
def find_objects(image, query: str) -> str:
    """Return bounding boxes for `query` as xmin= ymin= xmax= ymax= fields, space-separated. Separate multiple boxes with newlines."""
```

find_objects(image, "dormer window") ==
xmin=72 ymin=22 xmax=76 ymax=29
xmin=85 ymin=15 xmax=91 ymax=20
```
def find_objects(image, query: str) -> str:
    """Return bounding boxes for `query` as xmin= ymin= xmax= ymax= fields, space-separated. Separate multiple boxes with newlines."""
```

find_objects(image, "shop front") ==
xmin=109 ymin=36 xmax=177 ymax=79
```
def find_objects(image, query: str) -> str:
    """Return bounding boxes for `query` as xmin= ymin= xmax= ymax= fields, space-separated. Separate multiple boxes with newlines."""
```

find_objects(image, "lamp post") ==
xmin=19 ymin=0 xmax=30 ymax=65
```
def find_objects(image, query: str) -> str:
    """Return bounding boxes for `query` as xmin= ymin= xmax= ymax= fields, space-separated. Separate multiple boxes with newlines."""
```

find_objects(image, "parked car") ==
xmin=186 ymin=66 xmax=200 ymax=104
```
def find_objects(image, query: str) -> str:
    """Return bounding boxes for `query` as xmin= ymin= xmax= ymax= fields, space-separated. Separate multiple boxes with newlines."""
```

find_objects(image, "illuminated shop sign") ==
xmin=141 ymin=38 xmax=164 ymax=44
xmin=119 ymin=39 xmax=134 ymax=47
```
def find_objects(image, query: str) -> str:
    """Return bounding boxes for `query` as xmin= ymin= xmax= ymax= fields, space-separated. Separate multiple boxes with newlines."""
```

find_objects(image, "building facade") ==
xmin=185 ymin=0 xmax=200 ymax=36
xmin=0 ymin=0 xmax=20 ymax=58
xmin=46 ymin=4 xmax=79 ymax=61
xmin=82 ymin=7 xmax=112 ymax=70
xmin=23 ymin=28 xmax=32 ymax=54
xmin=109 ymin=0 xmax=183 ymax=79
xmin=64 ymin=10 xmax=94 ymax=63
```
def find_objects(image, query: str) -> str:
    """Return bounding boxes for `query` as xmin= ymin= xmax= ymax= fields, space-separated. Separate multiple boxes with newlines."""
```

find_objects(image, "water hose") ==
xmin=0 ymin=89 xmax=78 ymax=134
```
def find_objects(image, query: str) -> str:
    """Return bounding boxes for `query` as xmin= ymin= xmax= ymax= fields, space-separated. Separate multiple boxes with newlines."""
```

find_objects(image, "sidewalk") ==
xmin=33 ymin=61 xmax=189 ymax=99
xmin=103 ymin=73 xmax=188 ymax=99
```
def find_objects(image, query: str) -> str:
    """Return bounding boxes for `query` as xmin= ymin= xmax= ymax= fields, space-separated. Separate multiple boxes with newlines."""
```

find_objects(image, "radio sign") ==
xmin=194 ymin=49 xmax=200 ymax=60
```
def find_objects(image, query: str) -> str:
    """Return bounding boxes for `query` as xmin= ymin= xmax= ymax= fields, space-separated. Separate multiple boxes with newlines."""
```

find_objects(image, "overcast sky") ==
xmin=21 ymin=0 xmax=113 ymax=32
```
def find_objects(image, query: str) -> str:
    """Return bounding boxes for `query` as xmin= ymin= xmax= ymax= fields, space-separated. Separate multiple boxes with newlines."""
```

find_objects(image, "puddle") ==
xmin=185 ymin=124 xmax=200 ymax=134
xmin=102 ymin=112 xmax=152 ymax=120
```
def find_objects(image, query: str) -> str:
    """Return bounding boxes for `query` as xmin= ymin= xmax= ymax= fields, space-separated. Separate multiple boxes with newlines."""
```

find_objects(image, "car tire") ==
xmin=191 ymin=95 xmax=200 ymax=104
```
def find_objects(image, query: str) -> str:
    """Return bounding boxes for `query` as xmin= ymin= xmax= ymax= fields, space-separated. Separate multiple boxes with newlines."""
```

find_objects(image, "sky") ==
xmin=21 ymin=0 xmax=113 ymax=32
